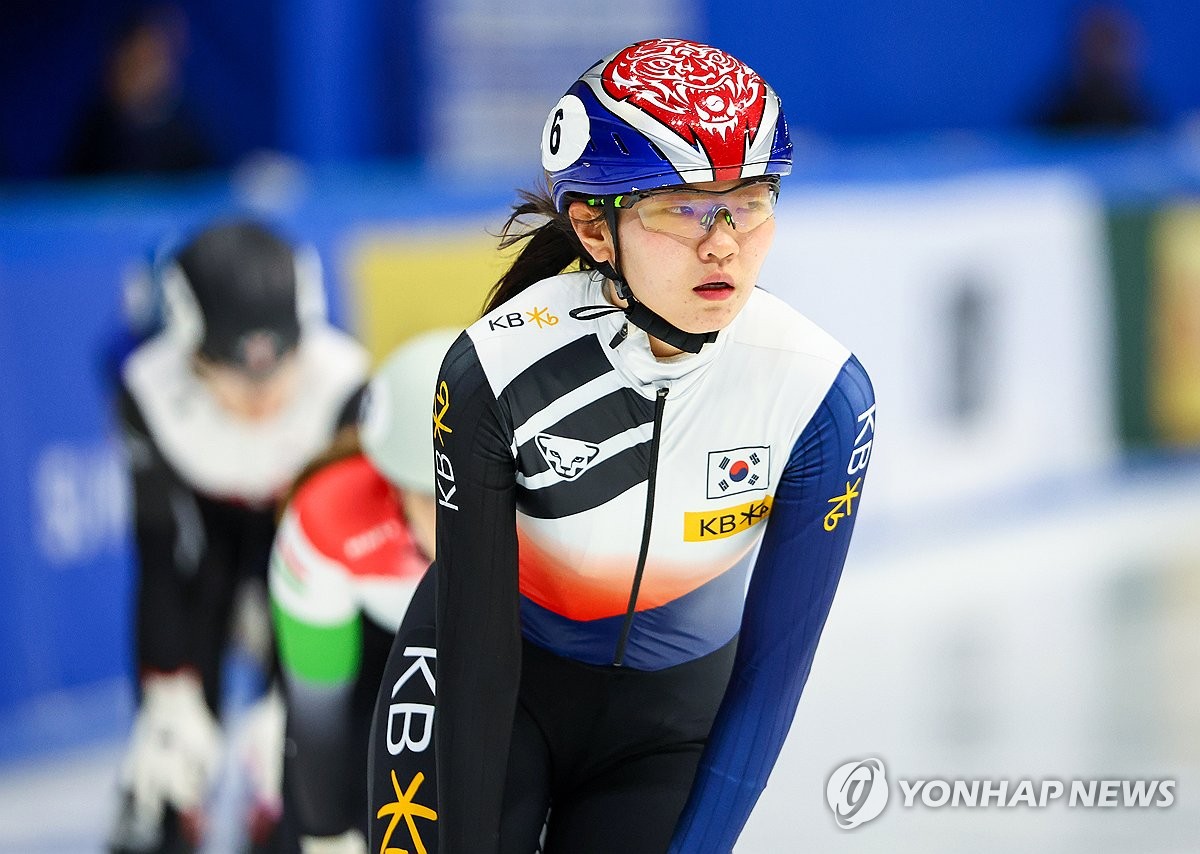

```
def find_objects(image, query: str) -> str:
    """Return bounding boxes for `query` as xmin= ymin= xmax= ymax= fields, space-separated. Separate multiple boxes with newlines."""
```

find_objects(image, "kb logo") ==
xmin=827 ymin=757 xmax=889 ymax=829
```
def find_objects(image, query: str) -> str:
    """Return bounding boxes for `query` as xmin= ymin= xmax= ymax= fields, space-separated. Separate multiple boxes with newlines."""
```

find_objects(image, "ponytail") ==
xmin=483 ymin=186 xmax=601 ymax=315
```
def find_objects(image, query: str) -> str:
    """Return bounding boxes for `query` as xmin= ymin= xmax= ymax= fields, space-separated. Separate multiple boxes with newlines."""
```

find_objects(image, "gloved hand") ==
xmin=300 ymin=829 xmax=368 ymax=854
xmin=110 ymin=670 xmax=222 ymax=850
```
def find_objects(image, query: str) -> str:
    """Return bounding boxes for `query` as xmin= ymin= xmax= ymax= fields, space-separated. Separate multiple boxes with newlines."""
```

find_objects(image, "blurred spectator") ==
xmin=107 ymin=220 xmax=369 ymax=854
xmin=65 ymin=4 xmax=215 ymax=177
xmin=1033 ymin=4 xmax=1158 ymax=133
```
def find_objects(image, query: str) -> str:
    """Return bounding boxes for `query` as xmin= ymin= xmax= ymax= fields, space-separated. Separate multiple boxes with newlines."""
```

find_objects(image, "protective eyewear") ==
xmin=587 ymin=177 xmax=780 ymax=239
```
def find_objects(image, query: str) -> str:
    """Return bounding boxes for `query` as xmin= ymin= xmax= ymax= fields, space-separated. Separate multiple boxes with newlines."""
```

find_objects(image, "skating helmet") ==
xmin=162 ymin=220 xmax=326 ymax=379
xmin=541 ymin=37 xmax=792 ymax=210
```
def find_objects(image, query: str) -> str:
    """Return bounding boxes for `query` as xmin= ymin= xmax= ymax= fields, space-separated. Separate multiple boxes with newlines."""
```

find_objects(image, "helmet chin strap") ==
xmin=594 ymin=207 xmax=717 ymax=354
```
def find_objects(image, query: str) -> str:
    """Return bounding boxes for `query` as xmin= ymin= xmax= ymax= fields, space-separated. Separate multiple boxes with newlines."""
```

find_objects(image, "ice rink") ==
xmin=2 ymin=459 xmax=1197 ymax=853
xmin=741 ymin=458 xmax=1200 ymax=853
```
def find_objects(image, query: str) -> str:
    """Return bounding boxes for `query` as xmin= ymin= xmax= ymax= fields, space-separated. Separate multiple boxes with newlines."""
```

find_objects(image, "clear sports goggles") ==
xmin=587 ymin=177 xmax=780 ymax=239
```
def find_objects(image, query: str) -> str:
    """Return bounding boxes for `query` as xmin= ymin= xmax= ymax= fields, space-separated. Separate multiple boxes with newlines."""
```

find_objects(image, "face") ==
xmin=193 ymin=353 xmax=300 ymax=422
xmin=570 ymin=179 xmax=777 ymax=349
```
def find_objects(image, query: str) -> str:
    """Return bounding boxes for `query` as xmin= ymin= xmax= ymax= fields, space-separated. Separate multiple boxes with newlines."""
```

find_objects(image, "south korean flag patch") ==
xmin=706 ymin=446 xmax=770 ymax=499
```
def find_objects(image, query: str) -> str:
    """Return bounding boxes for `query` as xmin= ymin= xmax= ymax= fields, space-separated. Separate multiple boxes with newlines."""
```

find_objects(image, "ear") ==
xmin=568 ymin=201 xmax=615 ymax=266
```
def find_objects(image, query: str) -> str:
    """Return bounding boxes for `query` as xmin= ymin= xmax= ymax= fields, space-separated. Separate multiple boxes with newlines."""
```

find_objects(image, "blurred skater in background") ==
xmin=268 ymin=329 xmax=457 ymax=854
xmin=108 ymin=220 xmax=369 ymax=853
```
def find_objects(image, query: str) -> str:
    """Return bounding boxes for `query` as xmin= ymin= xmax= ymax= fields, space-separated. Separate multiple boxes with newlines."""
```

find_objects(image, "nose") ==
xmin=697 ymin=210 xmax=740 ymax=260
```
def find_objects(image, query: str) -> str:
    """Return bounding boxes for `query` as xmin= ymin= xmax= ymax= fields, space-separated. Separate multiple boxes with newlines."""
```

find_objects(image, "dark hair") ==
xmin=483 ymin=183 xmax=604 ymax=315
xmin=276 ymin=424 xmax=363 ymax=522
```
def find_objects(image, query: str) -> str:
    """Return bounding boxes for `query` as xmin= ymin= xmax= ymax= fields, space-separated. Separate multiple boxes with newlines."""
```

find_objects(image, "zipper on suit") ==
xmin=613 ymin=385 xmax=669 ymax=666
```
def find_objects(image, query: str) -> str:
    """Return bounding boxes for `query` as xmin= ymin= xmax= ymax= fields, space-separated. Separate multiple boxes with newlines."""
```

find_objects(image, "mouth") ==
xmin=693 ymin=280 xmax=735 ymax=301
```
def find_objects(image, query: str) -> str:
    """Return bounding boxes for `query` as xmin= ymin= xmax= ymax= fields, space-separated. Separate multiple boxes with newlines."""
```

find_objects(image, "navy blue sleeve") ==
xmin=670 ymin=355 xmax=875 ymax=852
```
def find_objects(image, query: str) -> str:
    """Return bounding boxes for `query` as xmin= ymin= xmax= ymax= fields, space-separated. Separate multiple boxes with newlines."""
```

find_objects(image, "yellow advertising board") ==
xmin=342 ymin=225 xmax=509 ymax=364
xmin=1151 ymin=207 xmax=1200 ymax=446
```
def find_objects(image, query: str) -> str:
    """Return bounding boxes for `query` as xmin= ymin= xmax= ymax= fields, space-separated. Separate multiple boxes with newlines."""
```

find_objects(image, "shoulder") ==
xmin=282 ymin=455 xmax=426 ymax=606
xmin=294 ymin=325 xmax=370 ymax=394
xmin=121 ymin=332 xmax=193 ymax=409
xmin=827 ymin=353 xmax=875 ymax=416
xmin=468 ymin=272 xmax=589 ymax=342
xmin=724 ymin=289 xmax=866 ymax=400
xmin=731 ymin=288 xmax=852 ymax=367
xmin=461 ymin=271 xmax=597 ymax=397
xmin=289 ymin=455 xmax=395 ymax=562
xmin=725 ymin=289 xmax=873 ymax=443
xmin=120 ymin=326 xmax=370 ymax=502
xmin=119 ymin=333 xmax=202 ymax=453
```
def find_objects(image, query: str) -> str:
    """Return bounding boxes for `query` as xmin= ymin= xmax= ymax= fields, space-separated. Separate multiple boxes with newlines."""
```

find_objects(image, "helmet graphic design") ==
xmin=543 ymin=38 xmax=791 ymax=209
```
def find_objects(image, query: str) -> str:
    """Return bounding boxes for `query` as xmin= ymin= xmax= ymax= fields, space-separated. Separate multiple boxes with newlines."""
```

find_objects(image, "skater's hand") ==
xmin=121 ymin=670 xmax=223 ymax=816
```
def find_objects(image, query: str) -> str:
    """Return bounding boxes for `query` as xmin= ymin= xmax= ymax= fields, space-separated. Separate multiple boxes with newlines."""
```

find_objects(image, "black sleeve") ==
xmin=116 ymin=385 xmax=206 ymax=678
xmin=432 ymin=335 xmax=520 ymax=853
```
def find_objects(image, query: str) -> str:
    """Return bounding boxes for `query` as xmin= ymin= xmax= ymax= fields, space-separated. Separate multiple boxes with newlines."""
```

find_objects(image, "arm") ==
xmin=670 ymin=356 xmax=875 ymax=852
xmin=117 ymin=385 xmax=206 ymax=679
xmin=113 ymin=388 xmax=223 ymax=839
xmin=432 ymin=336 xmax=521 ymax=853
xmin=268 ymin=507 xmax=363 ymax=838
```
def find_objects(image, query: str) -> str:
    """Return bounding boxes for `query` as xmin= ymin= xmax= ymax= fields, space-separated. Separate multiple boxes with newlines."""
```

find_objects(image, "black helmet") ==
xmin=162 ymin=220 xmax=324 ymax=378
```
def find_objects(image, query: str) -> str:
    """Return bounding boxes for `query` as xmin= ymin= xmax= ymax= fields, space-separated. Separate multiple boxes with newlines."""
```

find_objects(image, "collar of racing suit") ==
xmin=579 ymin=270 xmax=736 ymax=402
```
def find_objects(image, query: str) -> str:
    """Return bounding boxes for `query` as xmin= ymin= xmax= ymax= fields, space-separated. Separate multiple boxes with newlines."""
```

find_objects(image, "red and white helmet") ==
xmin=542 ymin=38 xmax=793 ymax=209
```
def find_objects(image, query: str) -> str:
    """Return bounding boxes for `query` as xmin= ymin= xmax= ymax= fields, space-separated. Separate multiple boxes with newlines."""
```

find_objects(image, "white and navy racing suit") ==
xmin=369 ymin=270 xmax=875 ymax=853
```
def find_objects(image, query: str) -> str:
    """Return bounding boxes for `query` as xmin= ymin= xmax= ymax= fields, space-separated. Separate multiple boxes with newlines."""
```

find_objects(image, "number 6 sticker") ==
xmin=541 ymin=94 xmax=590 ymax=171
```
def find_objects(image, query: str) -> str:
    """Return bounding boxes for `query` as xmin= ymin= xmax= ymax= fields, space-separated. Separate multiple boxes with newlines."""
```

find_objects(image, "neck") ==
xmin=602 ymin=279 xmax=684 ymax=358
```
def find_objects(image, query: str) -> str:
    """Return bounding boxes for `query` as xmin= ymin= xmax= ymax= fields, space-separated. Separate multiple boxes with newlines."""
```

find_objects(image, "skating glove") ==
xmin=119 ymin=670 xmax=223 ymax=824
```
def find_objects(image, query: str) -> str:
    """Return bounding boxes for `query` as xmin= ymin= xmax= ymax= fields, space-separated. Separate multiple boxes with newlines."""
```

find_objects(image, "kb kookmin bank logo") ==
xmin=826 ymin=757 xmax=889 ymax=828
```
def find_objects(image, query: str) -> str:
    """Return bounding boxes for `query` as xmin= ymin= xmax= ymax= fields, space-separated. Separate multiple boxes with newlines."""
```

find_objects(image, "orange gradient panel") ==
xmin=516 ymin=527 xmax=754 ymax=621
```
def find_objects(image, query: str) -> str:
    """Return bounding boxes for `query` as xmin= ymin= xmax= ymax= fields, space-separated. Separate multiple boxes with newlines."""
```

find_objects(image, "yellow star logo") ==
xmin=526 ymin=306 xmax=559 ymax=328
xmin=433 ymin=381 xmax=452 ymax=447
xmin=823 ymin=478 xmax=862 ymax=532
xmin=376 ymin=769 xmax=437 ymax=854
